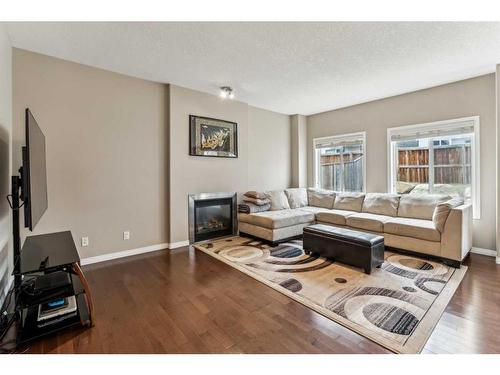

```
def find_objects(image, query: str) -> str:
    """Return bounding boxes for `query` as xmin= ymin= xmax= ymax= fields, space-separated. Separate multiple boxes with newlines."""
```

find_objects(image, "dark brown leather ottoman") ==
xmin=303 ymin=224 xmax=385 ymax=274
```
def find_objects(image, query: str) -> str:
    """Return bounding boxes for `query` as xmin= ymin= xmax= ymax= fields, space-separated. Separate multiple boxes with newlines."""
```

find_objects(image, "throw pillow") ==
xmin=243 ymin=196 xmax=271 ymax=206
xmin=244 ymin=191 xmax=268 ymax=200
xmin=362 ymin=193 xmax=400 ymax=216
xmin=284 ymin=188 xmax=308 ymax=209
xmin=333 ymin=192 xmax=366 ymax=212
xmin=398 ymin=194 xmax=451 ymax=220
xmin=307 ymin=188 xmax=335 ymax=209
xmin=265 ymin=190 xmax=291 ymax=211
xmin=432 ymin=196 xmax=464 ymax=232
xmin=396 ymin=181 xmax=417 ymax=194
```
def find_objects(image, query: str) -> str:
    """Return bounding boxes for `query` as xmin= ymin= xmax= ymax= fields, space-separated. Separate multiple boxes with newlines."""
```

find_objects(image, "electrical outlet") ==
xmin=81 ymin=236 xmax=89 ymax=247
xmin=123 ymin=231 xmax=130 ymax=240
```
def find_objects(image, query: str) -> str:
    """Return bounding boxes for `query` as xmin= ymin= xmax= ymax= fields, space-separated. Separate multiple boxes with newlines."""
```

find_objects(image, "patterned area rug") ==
xmin=194 ymin=236 xmax=467 ymax=354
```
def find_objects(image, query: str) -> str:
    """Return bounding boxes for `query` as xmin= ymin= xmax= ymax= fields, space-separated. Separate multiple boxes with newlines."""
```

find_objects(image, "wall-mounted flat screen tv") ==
xmin=23 ymin=108 xmax=48 ymax=230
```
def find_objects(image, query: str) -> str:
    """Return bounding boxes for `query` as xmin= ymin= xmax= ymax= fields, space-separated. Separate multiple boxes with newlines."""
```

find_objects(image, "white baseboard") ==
xmin=496 ymin=257 xmax=500 ymax=265
xmin=81 ymin=242 xmax=169 ymax=265
xmin=470 ymin=247 xmax=497 ymax=257
xmin=80 ymin=240 xmax=191 ymax=266
xmin=169 ymin=240 xmax=190 ymax=249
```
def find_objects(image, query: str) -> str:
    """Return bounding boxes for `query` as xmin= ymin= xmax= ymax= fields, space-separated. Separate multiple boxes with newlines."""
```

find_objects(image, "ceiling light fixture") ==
xmin=219 ymin=86 xmax=234 ymax=100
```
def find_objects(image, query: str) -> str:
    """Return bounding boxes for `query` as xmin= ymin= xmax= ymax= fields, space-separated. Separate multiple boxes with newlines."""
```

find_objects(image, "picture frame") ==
xmin=189 ymin=115 xmax=238 ymax=158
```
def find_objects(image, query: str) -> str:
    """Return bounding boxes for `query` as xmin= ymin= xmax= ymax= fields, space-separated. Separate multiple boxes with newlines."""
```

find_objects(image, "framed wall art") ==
xmin=189 ymin=115 xmax=238 ymax=158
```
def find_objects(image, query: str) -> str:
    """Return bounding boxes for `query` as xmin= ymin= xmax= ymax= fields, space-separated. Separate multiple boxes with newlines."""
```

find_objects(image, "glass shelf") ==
xmin=17 ymin=293 xmax=90 ymax=345
xmin=17 ymin=273 xmax=85 ymax=309
xmin=15 ymin=231 xmax=80 ymax=275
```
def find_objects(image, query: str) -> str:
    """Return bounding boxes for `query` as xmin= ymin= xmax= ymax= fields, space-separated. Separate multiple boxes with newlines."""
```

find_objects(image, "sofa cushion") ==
xmin=299 ymin=206 xmax=332 ymax=214
xmin=315 ymin=209 xmax=357 ymax=226
xmin=384 ymin=217 xmax=441 ymax=242
xmin=285 ymin=188 xmax=308 ymax=209
xmin=432 ymin=197 xmax=464 ymax=233
xmin=307 ymin=188 xmax=335 ymax=209
xmin=397 ymin=194 xmax=451 ymax=220
xmin=333 ymin=192 xmax=365 ymax=212
xmin=265 ymin=190 xmax=291 ymax=211
xmin=238 ymin=209 xmax=314 ymax=229
xmin=346 ymin=213 xmax=394 ymax=233
xmin=362 ymin=193 xmax=400 ymax=217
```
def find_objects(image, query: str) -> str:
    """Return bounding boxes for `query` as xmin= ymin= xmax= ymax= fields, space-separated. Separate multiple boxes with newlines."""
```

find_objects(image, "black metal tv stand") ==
xmin=13 ymin=231 xmax=94 ymax=345
xmin=3 ymin=166 xmax=93 ymax=348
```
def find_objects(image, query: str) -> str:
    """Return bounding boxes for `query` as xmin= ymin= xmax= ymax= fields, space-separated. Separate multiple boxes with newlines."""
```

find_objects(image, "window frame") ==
xmin=313 ymin=131 xmax=367 ymax=193
xmin=387 ymin=116 xmax=480 ymax=219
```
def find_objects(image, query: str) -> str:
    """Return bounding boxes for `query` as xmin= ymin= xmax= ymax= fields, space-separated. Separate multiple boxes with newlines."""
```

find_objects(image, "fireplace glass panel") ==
xmin=194 ymin=198 xmax=233 ymax=242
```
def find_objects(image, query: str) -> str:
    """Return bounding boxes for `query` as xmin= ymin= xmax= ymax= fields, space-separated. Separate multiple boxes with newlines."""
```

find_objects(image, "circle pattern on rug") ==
xmin=335 ymin=278 xmax=347 ymax=284
xmin=223 ymin=246 xmax=265 ymax=262
xmin=362 ymin=302 xmax=419 ymax=335
xmin=270 ymin=244 xmax=303 ymax=258
xmin=399 ymin=258 xmax=434 ymax=270
xmin=414 ymin=277 xmax=446 ymax=295
xmin=279 ymin=278 xmax=302 ymax=292
xmin=383 ymin=254 xmax=448 ymax=278
xmin=402 ymin=286 xmax=417 ymax=293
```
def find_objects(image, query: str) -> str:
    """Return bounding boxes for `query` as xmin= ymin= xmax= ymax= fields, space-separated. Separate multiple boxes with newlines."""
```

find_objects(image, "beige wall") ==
xmin=169 ymin=85 xmax=292 ymax=244
xmin=11 ymin=51 xmax=292 ymax=257
xmin=248 ymin=106 xmax=291 ymax=190
xmin=307 ymin=74 xmax=496 ymax=250
xmin=13 ymin=49 xmax=169 ymax=259
xmin=0 ymin=26 xmax=12 ymax=303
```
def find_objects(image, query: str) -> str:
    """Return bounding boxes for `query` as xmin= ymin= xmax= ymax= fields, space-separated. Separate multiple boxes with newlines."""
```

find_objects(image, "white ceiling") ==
xmin=4 ymin=22 xmax=500 ymax=115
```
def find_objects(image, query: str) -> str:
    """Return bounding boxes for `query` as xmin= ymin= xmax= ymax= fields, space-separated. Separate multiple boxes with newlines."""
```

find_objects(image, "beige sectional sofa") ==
xmin=238 ymin=188 xmax=472 ymax=267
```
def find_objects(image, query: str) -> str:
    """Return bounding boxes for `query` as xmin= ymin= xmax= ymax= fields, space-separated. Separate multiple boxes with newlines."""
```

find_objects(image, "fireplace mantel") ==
xmin=188 ymin=192 xmax=238 ymax=244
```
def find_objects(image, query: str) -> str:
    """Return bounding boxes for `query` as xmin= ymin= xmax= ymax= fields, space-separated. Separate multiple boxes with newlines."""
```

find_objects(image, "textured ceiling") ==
xmin=4 ymin=22 xmax=500 ymax=115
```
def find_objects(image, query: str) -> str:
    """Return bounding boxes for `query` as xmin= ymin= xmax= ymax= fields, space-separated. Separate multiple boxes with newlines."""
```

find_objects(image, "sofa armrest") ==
xmin=440 ymin=203 xmax=472 ymax=261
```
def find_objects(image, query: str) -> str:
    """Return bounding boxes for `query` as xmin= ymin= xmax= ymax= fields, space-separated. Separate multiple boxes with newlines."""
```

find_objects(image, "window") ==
xmin=313 ymin=132 xmax=366 ymax=192
xmin=387 ymin=117 xmax=480 ymax=218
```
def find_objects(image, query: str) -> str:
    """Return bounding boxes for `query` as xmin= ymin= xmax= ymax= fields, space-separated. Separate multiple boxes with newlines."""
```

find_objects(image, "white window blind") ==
xmin=389 ymin=119 xmax=475 ymax=141
xmin=314 ymin=134 xmax=364 ymax=149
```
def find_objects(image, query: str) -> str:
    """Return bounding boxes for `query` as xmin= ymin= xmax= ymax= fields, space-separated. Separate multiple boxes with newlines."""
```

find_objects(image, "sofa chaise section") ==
xmin=239 ymin=208 xmax=315 ymax=242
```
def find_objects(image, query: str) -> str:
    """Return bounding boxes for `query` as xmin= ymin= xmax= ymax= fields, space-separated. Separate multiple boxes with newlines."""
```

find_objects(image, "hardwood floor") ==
xmin=24 ymin=246 xmax=500 ymax=354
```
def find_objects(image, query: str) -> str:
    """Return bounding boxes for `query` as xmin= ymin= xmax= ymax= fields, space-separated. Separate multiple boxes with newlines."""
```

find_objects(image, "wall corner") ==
xmin=290 ymin=114 xmax=307 ymax=188
xmin=496 ymin=64 xmax=500 ymax=258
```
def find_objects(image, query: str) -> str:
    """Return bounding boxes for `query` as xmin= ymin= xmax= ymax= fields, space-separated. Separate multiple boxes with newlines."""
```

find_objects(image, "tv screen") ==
xmin=23 ymin=108 xmax=48 ymax=230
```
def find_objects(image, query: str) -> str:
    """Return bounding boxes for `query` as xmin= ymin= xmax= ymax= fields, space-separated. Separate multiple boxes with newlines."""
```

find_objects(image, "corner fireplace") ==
xmin=188 ymin=192 xmax=237 ymax=244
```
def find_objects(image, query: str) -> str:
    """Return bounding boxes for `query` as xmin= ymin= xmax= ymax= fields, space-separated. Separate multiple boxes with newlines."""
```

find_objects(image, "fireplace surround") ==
xmin=188 ymin=192 xmax=238 ymax=244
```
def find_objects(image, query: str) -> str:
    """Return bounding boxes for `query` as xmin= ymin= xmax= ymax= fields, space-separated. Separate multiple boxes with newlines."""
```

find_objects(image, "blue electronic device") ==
xmin=47 ymin=299 xmax=66 ymax=308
